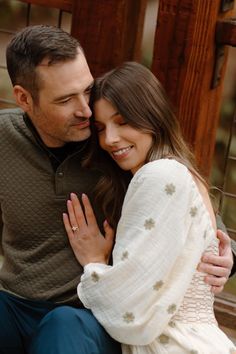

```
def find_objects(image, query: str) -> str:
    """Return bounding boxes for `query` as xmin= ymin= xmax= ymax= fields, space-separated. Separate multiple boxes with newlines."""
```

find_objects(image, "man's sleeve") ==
xmin=231 ymin=239 xmax=236 ymax=276
xmin=0 ymin=206 xmax=3 ymax=255
xmin=216 ymin=214 xmax=235 ymax=276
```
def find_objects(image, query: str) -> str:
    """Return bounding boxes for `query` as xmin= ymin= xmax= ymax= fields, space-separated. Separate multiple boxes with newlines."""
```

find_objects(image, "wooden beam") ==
xmin=152 ymin=0 xmax=234 ymax=177
xmin=71 ymin=0 xmax=147 ymax=78
xmin=216 ymin=18 xmax=236 ymax=46
xmin=20 ymin=0 xmax=72 ymax=12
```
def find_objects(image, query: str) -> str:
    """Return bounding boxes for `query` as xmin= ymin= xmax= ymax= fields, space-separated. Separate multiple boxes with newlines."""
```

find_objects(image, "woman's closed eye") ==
xmin=94 ymin=119 xmax=127 ymax=133
xmin=114 ymin=115 xmax=127 ymax=126
xmin=118 ymin=120 xmax=127 ymax=126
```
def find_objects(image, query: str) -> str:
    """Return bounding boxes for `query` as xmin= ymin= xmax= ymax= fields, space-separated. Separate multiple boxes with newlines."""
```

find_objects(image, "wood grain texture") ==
xmin=71 ymin=0 xmax=147 ymax=77
xmin=216 ymin=18 xmax=236 ymax=46
xmin=152 ymin=0 xmax=234 ymax=176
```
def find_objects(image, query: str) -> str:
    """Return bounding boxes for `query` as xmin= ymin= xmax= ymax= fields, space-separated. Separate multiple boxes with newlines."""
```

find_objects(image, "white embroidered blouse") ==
xmin=78 ymin=159 xmax=236 ymax=354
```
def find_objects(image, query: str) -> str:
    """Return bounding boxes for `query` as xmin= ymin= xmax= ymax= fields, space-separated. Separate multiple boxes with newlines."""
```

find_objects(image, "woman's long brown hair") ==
xmin=86 ymin=62 xmax=206 ymax=229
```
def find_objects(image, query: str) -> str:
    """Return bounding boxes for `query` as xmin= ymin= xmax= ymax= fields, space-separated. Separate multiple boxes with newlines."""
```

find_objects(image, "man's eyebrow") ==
xmin=85 ymin=81 xmax=94 ymax=92
xmin=52 ymin=81 xmax=94 ymax=102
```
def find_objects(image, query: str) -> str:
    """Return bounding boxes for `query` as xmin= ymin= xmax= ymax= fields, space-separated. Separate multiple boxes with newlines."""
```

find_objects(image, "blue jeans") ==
xmin=0 ymin=291 xmax=121 ymax=354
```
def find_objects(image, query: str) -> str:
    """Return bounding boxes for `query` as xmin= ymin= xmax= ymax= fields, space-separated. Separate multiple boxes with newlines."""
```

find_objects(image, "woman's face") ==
xmin=94 ymin=98 xmax=153 ymax=174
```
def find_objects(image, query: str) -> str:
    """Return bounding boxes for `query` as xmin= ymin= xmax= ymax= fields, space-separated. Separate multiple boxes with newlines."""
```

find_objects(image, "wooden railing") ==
xmin=20 ymin=0 xmax=72 ymax=12
xmin=19 ymin=0 xmax=148 ymax=78
xmin=1 ymin=0 xmax=236 ymax=335
xmin=152 ymin=1 xmax=236 ymax=177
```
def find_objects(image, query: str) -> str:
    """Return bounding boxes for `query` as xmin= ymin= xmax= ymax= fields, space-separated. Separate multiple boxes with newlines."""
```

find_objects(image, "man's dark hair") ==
xmin=6 ymin=25 xmax=83 ymax=101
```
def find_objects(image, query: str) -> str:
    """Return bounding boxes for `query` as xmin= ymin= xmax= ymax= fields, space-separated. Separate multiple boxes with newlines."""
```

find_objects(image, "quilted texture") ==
xmin=0 ymin=109 xmax=104 ymax=305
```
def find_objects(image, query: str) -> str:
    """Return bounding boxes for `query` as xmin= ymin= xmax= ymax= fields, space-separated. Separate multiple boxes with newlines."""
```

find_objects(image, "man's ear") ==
xmin=13 ymin=85 xmax=33 ymax=112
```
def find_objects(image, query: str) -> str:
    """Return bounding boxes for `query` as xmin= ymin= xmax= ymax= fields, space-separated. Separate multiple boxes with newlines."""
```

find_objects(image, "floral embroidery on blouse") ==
xmin=123 ymin=312 xmax=135 ymax=323
xmin=91 ymin=271 xmax=100 ymax=282
xmin=144 ymin=218 xmax=155 ymax=230
xmin=158 ymin=334 xmax=170 ymax=344
xmin=121 ymin=251 xmax=129 ymax=261
xmin=169 ymin=321 xmax=176 ymax=328
xmin=153 ymin=280 xmax=164 ymax=291
xmin=167 ymin=303 xmax=177 ymax=314
xmin=190 ymin=206 xmax=198 ymax=217
xmin=190 ymin=327 xmax=198 ymax=333
xmin=165 ymin=183 xmax=176 ymax=195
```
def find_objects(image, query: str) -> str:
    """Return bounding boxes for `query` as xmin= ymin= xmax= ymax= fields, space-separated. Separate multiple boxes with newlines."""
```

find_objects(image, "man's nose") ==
xmin=75 ymin=96 xmax=92 ymax=118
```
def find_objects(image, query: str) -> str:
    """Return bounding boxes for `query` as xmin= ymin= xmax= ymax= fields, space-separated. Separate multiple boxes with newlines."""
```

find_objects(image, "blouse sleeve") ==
xmin=78 ymin=159 xmax=213 ymax=345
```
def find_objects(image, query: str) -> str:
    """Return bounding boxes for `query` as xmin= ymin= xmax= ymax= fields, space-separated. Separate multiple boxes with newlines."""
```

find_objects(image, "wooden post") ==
xmin=71 ymin=0 xmax=147 ymax=78
xmin=152 ymin=0 xmax=235 ymax=177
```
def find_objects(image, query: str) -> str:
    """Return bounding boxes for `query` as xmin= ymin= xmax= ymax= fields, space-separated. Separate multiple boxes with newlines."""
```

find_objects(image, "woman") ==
xmin=63 ymin=62 xmax=236 ymax=353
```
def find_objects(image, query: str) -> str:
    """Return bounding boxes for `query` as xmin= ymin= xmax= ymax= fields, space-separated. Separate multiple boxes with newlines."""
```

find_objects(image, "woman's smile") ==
xmin=111 ymin=145 xmax=133 ymax=159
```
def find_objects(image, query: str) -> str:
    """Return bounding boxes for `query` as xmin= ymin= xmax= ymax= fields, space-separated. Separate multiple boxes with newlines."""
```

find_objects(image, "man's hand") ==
xmin=198 ymin=230 xmax=233 ymax=294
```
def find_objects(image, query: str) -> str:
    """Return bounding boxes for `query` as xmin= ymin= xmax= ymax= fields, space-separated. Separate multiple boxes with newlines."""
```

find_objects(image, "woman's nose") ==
xmin=104 ymin=128 xmax=120 ymax=145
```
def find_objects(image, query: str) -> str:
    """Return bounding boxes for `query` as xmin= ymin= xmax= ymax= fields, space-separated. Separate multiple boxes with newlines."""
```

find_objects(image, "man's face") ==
xmin=28 ymin=50 xmax=94 ymax=147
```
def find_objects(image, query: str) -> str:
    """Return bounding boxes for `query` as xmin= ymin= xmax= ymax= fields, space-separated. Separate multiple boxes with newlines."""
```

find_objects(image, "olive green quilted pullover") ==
xmin=0 ymin=108 xmax=104 ymax=306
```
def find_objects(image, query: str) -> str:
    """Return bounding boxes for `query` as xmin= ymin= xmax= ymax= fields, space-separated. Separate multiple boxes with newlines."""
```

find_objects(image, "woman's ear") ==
xmin=13 ymin=85 xmax=33 ymax=113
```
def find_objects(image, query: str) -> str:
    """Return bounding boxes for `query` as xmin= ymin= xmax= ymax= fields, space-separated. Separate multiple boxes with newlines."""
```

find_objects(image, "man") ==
xmin=0 ymin=25 xmax=234 ymax=354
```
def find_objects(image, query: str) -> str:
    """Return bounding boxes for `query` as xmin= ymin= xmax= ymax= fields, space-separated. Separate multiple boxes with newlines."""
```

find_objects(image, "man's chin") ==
xmin=71 ymin=128 xmax=91 ymax=142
